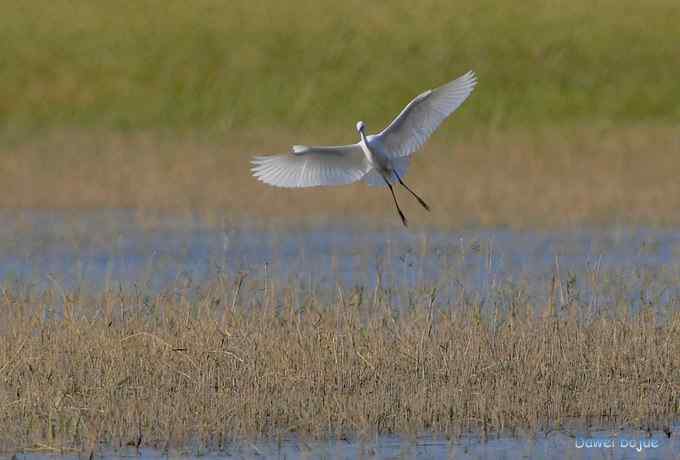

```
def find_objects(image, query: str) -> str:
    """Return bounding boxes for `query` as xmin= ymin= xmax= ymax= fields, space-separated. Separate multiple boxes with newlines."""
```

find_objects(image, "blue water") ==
xmin=5 ymin=430 xmax=679 ymax=459
xmin=1 ymin=209 xmax=680 ymax=311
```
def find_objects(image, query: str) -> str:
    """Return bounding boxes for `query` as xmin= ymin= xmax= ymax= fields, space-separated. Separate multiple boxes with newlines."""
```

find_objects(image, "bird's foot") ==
xmin=399 ymin=212 xmax=408 ymax=227
xmin=418 ymin=197 xmax=431 ymax=212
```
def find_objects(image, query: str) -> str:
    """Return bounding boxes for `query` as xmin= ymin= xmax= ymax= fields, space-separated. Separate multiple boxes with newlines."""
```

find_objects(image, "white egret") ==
xmin=251 ymin=71 xmax=477 ymax=226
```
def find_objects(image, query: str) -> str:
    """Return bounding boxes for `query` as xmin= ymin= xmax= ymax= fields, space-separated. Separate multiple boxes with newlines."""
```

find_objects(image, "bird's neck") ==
xmin=359 ymin=129 xmax=368 ymax=144
xmin=358 ymin=130 xmax=374 ymax=163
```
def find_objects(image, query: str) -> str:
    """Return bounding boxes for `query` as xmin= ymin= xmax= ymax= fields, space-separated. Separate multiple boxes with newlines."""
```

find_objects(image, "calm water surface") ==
xmin=4 ymin=431 xmax=679 ymax=459
xmin=2 ymin=210 xmax=680 ymax=309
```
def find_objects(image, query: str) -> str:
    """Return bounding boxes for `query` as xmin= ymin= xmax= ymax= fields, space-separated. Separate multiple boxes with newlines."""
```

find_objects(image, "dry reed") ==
xmin=1 ymin=268 xmax=678 ymax=453
xmin=1 ymin=125 xmax=679 ymax=228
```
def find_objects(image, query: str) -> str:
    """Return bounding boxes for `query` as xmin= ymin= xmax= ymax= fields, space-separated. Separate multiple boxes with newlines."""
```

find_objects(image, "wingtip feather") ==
xmin=462 ymin=70 xmax=478 ymax=86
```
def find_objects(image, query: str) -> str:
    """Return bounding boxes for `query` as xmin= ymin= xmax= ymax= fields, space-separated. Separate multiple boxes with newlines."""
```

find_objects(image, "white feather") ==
xmin=250 ymin=71 xmax=476 ymax=202
xmin=251 ymin=144 xmax=369 ymax=188
xmin=373 ymin=71 xmax=477 ymax=158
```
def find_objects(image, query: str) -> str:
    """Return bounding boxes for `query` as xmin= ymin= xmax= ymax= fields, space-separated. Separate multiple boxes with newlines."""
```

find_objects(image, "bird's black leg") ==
xmin=393 ymin=170 xmax=430 ymax=211
xmin=383 ymin=176 xmax=408 ymax=227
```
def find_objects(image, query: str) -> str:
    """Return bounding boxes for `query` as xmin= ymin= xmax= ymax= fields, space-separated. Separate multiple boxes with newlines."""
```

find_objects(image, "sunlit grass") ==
xmin=0 ymin=0 xmax=679 ymax=137
xmin=0 ymin=125 xmax=678 ymax=228
xmin=1 ymin=265 xmax=679 ymax=452
xmin=2 ymin=0 xmax=679 ymax=226
xmin=2 ymin=1 xmax=680 ymax=454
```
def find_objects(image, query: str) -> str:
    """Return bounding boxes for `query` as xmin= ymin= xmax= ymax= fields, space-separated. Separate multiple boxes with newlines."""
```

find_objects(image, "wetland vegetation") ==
xmin=1 ymin=0 xmax=680 ymax=456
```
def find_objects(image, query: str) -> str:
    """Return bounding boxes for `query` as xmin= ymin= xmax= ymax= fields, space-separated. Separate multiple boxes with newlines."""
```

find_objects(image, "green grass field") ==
xmin=1 ymin=0 xmax=679 ymax=138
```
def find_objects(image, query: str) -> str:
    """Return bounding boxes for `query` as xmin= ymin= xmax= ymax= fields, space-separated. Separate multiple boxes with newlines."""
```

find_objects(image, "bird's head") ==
xmin=356 ymin=121 xmax=366 ymax=134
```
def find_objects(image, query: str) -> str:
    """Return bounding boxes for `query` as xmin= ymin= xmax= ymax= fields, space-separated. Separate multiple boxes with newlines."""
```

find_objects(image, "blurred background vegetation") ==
xmin=1 ymin=0 xmax=679 ymax=226
xmin=2 ymin=0 xmax=679 ymax=135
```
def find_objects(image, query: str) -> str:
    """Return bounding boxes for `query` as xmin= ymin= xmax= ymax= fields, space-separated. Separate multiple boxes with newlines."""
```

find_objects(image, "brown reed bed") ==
xmin=1 ymin=124 xmax=679 ymax=229
xmin=1 ymin=271 xmax=679 ymax=454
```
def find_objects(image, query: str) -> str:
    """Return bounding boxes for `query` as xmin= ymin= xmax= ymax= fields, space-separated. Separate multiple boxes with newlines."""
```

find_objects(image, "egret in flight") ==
xmin=251 ymin=71 xmax=477 ymax=226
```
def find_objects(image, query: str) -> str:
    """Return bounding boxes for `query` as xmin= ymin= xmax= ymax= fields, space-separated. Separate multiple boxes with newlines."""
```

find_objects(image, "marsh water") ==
xmin=2 ymin=209 xmax=680 ymax=311
xmin=4 ymin=430 xmax=679 ymax=459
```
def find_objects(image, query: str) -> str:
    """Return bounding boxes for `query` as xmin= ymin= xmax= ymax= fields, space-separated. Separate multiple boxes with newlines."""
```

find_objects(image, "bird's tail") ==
xmin=363 ymin=157 xmax=411 ymax=187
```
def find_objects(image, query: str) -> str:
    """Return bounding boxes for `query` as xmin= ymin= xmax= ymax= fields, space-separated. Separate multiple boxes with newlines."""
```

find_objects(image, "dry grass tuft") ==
xmin=1 ymin=272 xmax=679 ymax=453
xmin=1 ymin=125 xmax=679 ymax=228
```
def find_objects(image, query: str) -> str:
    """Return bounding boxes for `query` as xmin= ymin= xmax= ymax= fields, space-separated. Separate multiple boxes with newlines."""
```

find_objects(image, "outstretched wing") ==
xmin=374 ymin=71 xmax=477 ymax=158
xmin=251 ymin=144 xmax=369 ymax=188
